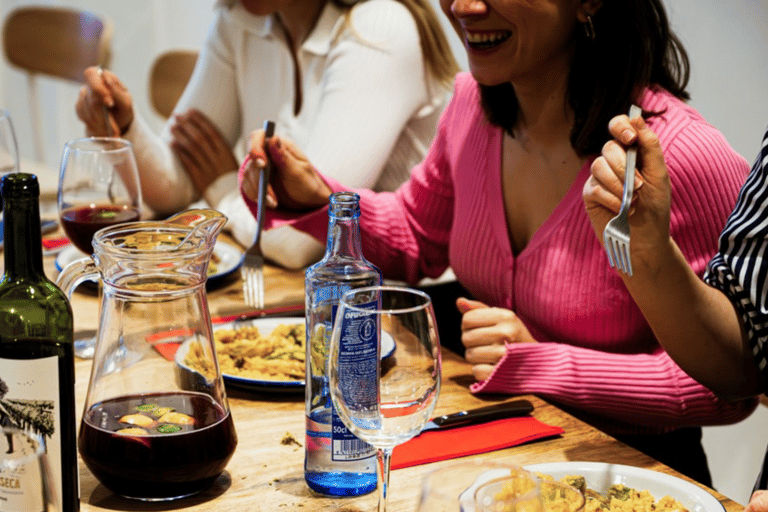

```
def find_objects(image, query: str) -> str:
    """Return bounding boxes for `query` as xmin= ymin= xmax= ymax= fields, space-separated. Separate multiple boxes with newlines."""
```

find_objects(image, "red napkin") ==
xmin=42 ymin=237 xmax=70 ymax=251
xmin=151 ymin=329 xmax=194 ymax=361
xmin=390 ymin=416 xmax=563 ymax=470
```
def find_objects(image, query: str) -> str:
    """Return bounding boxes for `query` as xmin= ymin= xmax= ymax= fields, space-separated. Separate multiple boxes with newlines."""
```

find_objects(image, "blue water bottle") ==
xmin=304 ymin=192 xmax=381 ymax=496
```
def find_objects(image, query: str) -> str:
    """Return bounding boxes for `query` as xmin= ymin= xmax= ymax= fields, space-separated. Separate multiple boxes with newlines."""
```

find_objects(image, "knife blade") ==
xmin=420 ymin=399 xmax=534 ymax=434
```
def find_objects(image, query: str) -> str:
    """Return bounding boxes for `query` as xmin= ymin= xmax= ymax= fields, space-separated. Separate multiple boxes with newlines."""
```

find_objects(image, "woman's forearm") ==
xmin=624 ymin=238 xmax=761 ymax=398
xmin=123 ymin=114 xmax=196 ymax=214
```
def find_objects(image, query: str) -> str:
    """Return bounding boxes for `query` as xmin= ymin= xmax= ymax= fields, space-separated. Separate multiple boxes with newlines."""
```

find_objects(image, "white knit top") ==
xmin=124 ymin=0 xmax=450 ymax=268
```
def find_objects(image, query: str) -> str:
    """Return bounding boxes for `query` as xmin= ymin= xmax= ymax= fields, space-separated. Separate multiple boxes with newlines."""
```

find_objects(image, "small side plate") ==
xmin=55 ymin=240 xmax=244 ymax=290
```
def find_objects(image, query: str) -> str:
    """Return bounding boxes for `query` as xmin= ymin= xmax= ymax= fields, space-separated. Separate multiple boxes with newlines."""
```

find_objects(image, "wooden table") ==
xmin=41 ymin=238 xmax=744 ymax=512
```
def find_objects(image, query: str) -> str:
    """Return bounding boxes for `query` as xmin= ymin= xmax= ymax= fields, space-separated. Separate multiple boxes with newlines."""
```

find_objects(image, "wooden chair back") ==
xmin=2 ymin=6 xmax=113 ymax=161
xmin=149 ymin=49 xmax=198 ymax=118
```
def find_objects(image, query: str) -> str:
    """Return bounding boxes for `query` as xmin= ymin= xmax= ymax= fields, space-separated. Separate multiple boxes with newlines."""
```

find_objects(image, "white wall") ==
xmin=1 ymin=0 xmax=766 ymax=504
xmin=0 ymin=0 xmax=214 ymax=171
xmin=667 ymin=0 xmax=768 ymax=163
xmin=664 ymin=1 xmax=768 ymax=504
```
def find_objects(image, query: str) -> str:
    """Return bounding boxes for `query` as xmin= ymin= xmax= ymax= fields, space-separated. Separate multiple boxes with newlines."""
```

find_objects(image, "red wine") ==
xmin=60 ymin=204 xmax=140 ymax=254
xmin=79 ymin=391 xmax=237 ymax=501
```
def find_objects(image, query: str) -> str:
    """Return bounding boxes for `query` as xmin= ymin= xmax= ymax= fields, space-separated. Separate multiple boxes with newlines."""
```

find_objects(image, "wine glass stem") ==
xmin=376 ymin=447 xmax=393 ymax=512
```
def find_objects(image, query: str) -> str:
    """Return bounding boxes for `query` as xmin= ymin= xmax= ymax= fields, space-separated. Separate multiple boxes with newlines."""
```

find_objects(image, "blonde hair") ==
xmin=337 ymin=0 xmax=459 ymax=88
xmin=397 ymin=0 xmax=459 ymax=88
xmin=218 ymin=0 xmax=459 ymax=88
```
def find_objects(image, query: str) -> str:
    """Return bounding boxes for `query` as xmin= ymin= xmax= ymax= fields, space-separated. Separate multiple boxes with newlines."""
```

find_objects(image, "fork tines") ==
xmin=602 ymin=104 xmax=642 ymax=276
xmin=240 ymin=120 xmax=275 ymax=310
xmin=241 ymin=250 xmax=264 ymax=309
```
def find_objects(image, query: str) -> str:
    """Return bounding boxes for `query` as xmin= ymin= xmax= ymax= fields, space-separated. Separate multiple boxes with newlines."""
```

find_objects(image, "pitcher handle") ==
xmin=55 ymin=257 xmax=100 ymax=299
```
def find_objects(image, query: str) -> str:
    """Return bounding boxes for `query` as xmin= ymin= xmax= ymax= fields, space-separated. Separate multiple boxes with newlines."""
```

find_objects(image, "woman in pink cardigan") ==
xmin=239 ymin=0 xmax=755 ymax=485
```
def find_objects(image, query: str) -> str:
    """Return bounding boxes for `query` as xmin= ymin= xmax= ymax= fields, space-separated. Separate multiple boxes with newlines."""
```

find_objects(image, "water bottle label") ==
xmin=331 ymin=300 xmax=378 ymax=461
xmin=330 ymin=413 xmax=374 ymax=461
xmin=0 ymin=356 xmax=59 ymax=512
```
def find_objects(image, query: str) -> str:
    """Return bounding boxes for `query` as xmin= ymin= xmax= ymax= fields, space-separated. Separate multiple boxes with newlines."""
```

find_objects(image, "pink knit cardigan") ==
xmin=242 ymin=73 xmax=756 ymax=435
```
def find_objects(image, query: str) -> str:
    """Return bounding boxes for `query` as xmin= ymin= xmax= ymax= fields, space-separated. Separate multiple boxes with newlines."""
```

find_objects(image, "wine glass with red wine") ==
xmin=58 ymin=137 xmax=141 ymax=254
xmin=57 ymin=137 xmax=141 ymax=358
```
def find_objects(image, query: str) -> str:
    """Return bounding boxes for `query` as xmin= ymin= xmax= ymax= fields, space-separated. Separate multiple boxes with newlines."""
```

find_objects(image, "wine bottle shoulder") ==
xmin=0 ymin=277 xmax=74 ymax=338
xmin=0 ymin=275 xmax=68 ymax=302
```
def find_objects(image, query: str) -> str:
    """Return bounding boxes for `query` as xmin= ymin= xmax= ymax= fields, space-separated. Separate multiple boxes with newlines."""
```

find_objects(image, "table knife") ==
xmin=420 ymin=399 xmax=534 ymax=434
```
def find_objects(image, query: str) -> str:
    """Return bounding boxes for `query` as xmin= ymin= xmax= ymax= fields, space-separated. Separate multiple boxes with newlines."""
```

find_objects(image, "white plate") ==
xmin=206 ymin=241 xmax=244 ymax=288
xmin=212 ymin=317 xmax=305 ymax=393
xmin=54 ymin=245 xmax=90 ymax=272
xmin=458 ymin=468 xmax=535 ymax=512
xmin=523 ymin=462 xmax=725 ymax=512
xmin=194 ymin=316 xmax=396 ymax=394
xmin=55 ymin=240 xmax=243 ymax=289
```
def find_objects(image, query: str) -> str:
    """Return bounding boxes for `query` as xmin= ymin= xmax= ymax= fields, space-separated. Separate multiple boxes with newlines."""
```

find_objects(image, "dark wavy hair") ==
xmin=480 ymin=0 xmax=690 ymax=156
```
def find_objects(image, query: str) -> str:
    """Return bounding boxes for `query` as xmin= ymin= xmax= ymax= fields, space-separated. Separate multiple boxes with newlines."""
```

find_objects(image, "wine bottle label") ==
xmin=0 ymin=357 xmax=60 ymax=512
xmin=330 ymin=301 xmax=378 ymax=462
xmin=0 ymin=430 xmax=44 ymax=512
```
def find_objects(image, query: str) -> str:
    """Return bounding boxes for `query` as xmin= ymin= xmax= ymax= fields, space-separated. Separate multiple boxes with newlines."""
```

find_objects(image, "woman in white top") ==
xmin=75 ymin=0 xmax=458 ymax=268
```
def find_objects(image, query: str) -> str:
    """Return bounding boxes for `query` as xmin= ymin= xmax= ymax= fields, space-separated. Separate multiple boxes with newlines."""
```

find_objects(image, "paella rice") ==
xmin=542 ymin=474 xmax=688 ymax=512
xmin=185 ymin=322 xmax=305 ymax=381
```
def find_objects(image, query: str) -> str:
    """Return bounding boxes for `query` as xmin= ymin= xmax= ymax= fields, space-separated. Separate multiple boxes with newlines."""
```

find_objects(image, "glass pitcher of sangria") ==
xmin=56 ymin=209 xmax=237 ymax=501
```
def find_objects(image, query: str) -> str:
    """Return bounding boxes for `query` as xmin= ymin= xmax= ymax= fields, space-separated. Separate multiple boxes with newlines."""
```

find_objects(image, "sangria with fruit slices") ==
xmin=79 ymin=391 xmax=237 ymax=501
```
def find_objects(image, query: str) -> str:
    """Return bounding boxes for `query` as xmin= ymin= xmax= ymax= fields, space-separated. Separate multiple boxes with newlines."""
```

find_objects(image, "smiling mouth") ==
xmin=465 ymin=31 xmax=512 ymax=51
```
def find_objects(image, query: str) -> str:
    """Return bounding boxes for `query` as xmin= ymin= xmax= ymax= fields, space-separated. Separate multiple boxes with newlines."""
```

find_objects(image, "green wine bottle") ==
xmin=0 ymin=173 xmax=78 ymax=511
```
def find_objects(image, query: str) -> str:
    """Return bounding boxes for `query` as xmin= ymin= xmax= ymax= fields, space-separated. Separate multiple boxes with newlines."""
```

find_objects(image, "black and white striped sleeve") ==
xmin=704 ymin=126 xmax=768 ymax=379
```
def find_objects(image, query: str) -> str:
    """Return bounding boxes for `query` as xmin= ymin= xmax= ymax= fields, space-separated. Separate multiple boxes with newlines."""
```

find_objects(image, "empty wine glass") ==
xmin=0 ymin=110 xmax=20 ymax=211
xmin=329 ymin=285 xmax=441 ymax=512
xmin=57 ymin=137 xmax=142 ymax=358
xmin=0 ymin=428 xmax=59 ymax=512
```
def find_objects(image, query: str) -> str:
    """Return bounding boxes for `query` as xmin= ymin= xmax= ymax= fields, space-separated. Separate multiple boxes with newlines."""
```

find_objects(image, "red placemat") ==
xmin=391 ymin=416 xmax=563 ymax=470
xmin=42 ymin=237 xmax=70 ymax=251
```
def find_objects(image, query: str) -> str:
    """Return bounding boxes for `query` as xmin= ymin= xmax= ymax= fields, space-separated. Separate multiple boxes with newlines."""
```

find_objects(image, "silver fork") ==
xmin=602 ymin=104 xmax=642 ymax=276
xmin=241 ymin=120 xmax=275 ymax=309
xmin=99 ymin=67 xmax=116 ymax=204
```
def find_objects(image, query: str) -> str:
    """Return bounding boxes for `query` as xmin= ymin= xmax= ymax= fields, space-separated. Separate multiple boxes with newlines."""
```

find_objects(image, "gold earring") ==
xmin=583 ymin=14 xmax=596 ymax=41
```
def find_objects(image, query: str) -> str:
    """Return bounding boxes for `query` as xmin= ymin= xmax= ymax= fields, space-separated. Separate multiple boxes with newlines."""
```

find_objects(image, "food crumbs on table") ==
xmin=281 ymin=431 xmax=302 ymax=447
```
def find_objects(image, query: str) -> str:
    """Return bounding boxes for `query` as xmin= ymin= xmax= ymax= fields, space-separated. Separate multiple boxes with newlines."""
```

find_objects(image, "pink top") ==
xmin=243 ymin=73 xmax=756 ymax=435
